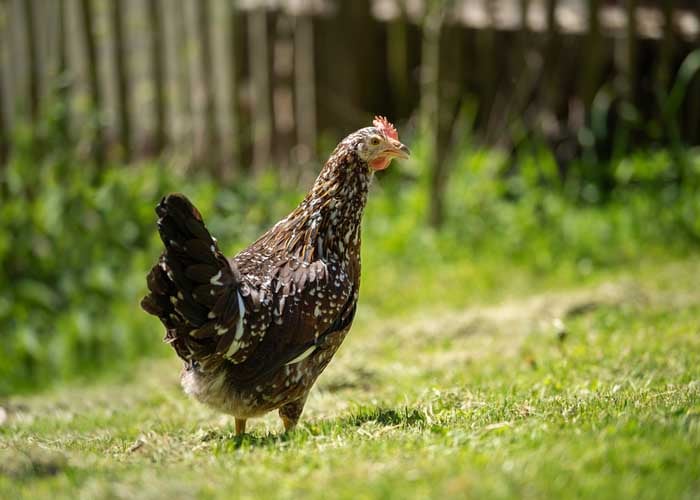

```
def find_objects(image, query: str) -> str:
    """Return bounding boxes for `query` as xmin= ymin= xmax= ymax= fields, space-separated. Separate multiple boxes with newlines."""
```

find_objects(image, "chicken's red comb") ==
xmin=373 ymin=116 xmax=399 ymax=140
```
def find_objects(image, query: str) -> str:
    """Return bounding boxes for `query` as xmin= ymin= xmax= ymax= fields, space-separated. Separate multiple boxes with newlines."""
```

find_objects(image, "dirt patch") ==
xmin=380 ymin=281 xmax=646 ymax=345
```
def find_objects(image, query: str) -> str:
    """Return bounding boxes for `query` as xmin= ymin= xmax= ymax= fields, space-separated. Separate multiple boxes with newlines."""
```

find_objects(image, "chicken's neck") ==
xmin=278 ymin=155 xmax=372 ymax=263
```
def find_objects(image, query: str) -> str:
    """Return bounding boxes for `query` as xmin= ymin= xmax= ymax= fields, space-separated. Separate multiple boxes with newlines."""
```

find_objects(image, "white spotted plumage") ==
xmin=142 ymin=117 xmax=409 ymax=433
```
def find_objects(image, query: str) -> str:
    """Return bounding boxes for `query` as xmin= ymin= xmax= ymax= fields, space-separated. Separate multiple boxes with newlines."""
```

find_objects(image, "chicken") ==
xmin=141 ymin=117 xmax=410 ymax=434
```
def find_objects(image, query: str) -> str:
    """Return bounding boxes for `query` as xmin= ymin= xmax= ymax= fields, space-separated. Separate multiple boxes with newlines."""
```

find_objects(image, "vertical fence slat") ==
xmin=0 ymin=1 xmax=7 ymax=164
xmin=582 ymin=0 xmax=601 ymax=113
xmin=194 ymin=0 xmax=220 ymax=172
xmin=55 ymin=0 xmax=71 ymax=144
xmin=78 ymin=0 xmax=104 ymax=167
xmin=0 ymin=65 xmax=5 ymax=164
xmin=689 ymin=6 xmax=700 ymax=144
xmin=294 ymin=13 xmax=316 ymax=165
xmin=21 ymin=0 xmax=40 ymax=125
xmin=659 ymin=1 xmax=676 ymax=94
xmin=624 ymin=0 xmax=638 ymax=104
xmin=387 ymin=8 xmax=409 ymax=118
xmin=476 ymin=1 xmax=496 ymax=134
xmin=227 ymin=0 xmax=244 ymax=171
xmin=109 ymin=0 xmax=130 ymax=161
xmin=435 ymin=23 xmax=463 ymax=221
xmin=544 ymin=0 xmax=562 ymax=120
xmin=148 ymin=0 xmax=166 ymax=155
xmin=420 ymin=3 xmax=443 ymax=228
xmin=171 ymin=0 xmax=192 ymax=152
xmin=546 ymin=0 xmax=558 ymax=40
xmin=506 ymin=0 xmax=535 ymax=133
xmin=248 ymin=9 xmax=272 ymax=172
xmin=519 ymin=0 xmax=530 ymax=33
xmin=272 ymin=15 xmax=294 ymax=170
xmin=7 ymin=0 xmax=23 ymax=130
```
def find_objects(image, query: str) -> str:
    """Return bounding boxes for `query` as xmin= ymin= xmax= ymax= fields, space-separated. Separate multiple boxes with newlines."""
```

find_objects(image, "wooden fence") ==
xmin=0 ymin=0 xmax=699 ymax=176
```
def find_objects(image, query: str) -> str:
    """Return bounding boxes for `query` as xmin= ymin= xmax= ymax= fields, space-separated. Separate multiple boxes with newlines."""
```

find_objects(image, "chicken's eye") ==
xmin=369 ymin=137 xmax=381 ymax=146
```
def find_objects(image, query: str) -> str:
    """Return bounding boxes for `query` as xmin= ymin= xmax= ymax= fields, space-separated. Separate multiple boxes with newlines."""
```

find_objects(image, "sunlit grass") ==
xmin=1 ymin=258 xmax=698 ymax=499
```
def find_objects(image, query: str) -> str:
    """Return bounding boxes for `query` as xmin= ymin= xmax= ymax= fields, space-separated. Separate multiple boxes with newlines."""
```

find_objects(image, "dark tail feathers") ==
xmin=141 ymin=193 xmax=241 ymax=366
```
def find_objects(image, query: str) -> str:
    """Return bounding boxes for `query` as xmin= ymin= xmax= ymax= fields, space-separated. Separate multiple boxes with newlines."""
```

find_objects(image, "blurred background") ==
xmin=0 ymin=0 xmax=699 ymax=395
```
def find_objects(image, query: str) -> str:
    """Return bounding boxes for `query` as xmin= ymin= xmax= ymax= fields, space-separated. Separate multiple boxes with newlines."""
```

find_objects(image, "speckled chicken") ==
xmin=141 ymin=117 xmax=410 ymax=434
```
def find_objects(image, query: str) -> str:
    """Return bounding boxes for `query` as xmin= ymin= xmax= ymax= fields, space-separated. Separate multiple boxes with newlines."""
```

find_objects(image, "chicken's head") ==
xmin=354 ymin=116 xmax=410 ymax=171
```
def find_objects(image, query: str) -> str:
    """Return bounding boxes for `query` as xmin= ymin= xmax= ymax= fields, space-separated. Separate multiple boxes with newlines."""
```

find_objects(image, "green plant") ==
xmin=1 ymin=139 xmax=699 ymax=394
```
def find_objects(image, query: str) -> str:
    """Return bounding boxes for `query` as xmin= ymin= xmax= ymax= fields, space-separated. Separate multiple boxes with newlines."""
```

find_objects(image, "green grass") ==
xmin=1 ymin=258 xmax=698 ymax=499
xmin=1 ymin=144 xmax=699 ymax=496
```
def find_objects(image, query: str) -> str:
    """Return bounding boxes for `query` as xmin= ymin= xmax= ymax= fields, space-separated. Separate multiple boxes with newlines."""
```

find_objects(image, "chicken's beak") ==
xmin=370 ymin=138 xmax=411 ymax=171
xmin=384 ymin=139 xmax=411 ymax=160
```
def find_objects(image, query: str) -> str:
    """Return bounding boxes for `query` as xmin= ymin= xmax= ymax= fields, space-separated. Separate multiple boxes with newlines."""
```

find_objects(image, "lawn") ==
xmin=1 ymin=257 xmax=698 ymax=499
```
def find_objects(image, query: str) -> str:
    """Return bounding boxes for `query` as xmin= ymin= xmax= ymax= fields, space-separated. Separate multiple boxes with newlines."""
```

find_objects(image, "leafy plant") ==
xmin=1 ymin=139 xmax=699 ymax=394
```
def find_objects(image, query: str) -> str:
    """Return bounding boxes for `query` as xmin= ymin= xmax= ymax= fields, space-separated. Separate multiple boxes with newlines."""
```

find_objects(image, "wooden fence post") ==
xmin=55 ymin=0 xmax=71 ymax=145
xmin=0 ymin=1 xmax=7 ymax=165
xmin=109 ymin=0 xmax=131 ymax=162
xmin=657 ymin=1 xmax=675 ymax=93
xmin=194 ymin=0 xmax=220 ymax=172
xmin=506 ymin=0 xmax=535 ymax=133
xmin=519 ymin=0 xmax=530 ymax=32
xmin=148 ymin=0 xmax=166 ymax=155
xmin=546 ymin=0 xmax=558 ymax=47
xmin=21 ymin=0 xmax=40 ymax=126
xmin=544 ymin=0 xmax=562 ymax=120
xmin=77 ymin=0 xmax=104 ymax=168
xmin=248 ymin=9 xmax=272 ymax=172
xmin=421 ymin=1 xmax=444 ymax=228
xmin=582 ymin=0 xmax=602 ymax=114
xmin=624 ymin=0 xmax=638 ymax=104
xmin=170 ymin=0 xmax=192 ymax=154
xmin=476 ymin=1 xmax=496 ymax=134
xmin=227 ymin=0 xmax=245 ymax=171
xmin=690 ymin=6 xmax=700 ymax=144
xmin=272 ymin=15 xmax=294 ymax=170
xmin=387 ymin=6 xmax=409 ymax=118
xmin=294 ymin=12 xmax=316 ymax=166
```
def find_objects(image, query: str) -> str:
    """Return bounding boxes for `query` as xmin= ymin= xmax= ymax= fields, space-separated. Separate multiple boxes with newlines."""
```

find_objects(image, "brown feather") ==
xmin=141 ymin=120 xmax=408 ymax=429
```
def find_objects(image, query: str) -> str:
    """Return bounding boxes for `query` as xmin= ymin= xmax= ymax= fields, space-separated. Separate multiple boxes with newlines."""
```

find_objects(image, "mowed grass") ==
xmin=1 ymin=258 xmax=699 ymax=499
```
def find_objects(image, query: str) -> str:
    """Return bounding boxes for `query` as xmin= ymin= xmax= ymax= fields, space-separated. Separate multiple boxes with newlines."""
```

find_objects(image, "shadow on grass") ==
xmin=0 ymin=446 xmax=68 ymax=480
xmin=338 ymin=406 xmax=427 ymax=427
xmin=302 ymin=405 xmax=428 ymax=438
xmin=198 ymin=428 xmax=291 ymax=450
xmin=200 ymin=405 xmax=428 ymax=451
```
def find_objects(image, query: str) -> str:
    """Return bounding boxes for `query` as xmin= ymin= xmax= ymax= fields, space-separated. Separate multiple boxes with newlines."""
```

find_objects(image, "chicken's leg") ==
xmin=279 ymin=396 xmax=308 ymax=432
xmin=235 ymin=418 xmax=247 ymax=435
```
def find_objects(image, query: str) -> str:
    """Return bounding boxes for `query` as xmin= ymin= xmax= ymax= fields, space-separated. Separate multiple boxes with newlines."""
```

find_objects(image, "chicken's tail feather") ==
xmin=141 ymin=193 xmax=241 ymax=368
